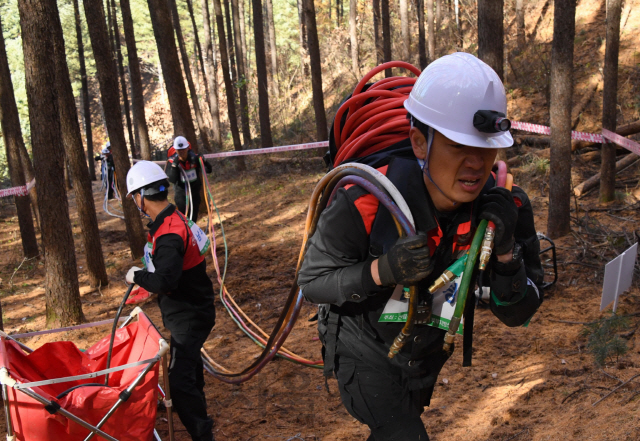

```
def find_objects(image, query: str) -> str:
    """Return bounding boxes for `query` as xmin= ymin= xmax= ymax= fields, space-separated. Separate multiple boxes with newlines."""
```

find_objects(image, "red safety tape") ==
xmin=132 ymin=122 xmax=640 ymax=166
xmin=511 ymin=121 xmax=606 ymax=143
xmin=0 ymin=178 xmax=35 ymax=199
xmin=602 ymin=129 xmax=640 ymax=156
xmin=132 ymin=140 xmax=330 ymax=165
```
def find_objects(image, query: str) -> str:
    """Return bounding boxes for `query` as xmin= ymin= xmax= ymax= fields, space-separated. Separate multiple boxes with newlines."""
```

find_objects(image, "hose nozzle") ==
xmin=478 ymin=226 xmax=495 ymax=271
xmin=388 ymin=331 xmax=410 ymax=359
xmin=442 ymin=316 xmax=461 ymax=353
xmin=429 ymin=269 xmax=456 ymax=294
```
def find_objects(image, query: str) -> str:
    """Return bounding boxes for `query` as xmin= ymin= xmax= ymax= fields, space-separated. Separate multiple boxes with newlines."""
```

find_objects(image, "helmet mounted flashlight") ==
xmin=473 ymin=110 xmax=511 ymax=133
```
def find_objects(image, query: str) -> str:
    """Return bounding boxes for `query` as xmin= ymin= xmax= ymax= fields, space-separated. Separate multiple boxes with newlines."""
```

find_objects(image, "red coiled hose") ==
xmin=333 ymin=61 xmax=422 ymax=165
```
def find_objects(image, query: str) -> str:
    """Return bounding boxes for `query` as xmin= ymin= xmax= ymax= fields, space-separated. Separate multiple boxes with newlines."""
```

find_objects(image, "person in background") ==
xmin=125 ymin=160 xmax=216 ymax=441
xmin=95 ymin=142 xmax=115 ymax=199
xmin=165 ymin=136 xmax=213 ymax=222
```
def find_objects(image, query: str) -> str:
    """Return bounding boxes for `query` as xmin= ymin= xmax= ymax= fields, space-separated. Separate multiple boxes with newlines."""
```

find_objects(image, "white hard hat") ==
xmin=101 ymin=147 xmax=110 ymax=154
xmin=106 ymin=141 xmax=111 ymax=148
xmin=173 ymin=136 xmax=190 ymax=150
xmin=126 ymin=161 xmax=168 ymax=196
xmin=404 ymin=52 xmax=513 ymax=148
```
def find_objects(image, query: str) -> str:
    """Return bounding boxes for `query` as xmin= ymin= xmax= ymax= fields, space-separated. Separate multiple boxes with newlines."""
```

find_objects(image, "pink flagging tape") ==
xmin=602 ymin=129 xmax=640 ymax=156
xmin=132 ymin=140 xmax=330 ymax=165
xmin=511 ymin=121 xmax=605 ymax=143
xmin=0 ymin=178 xmax=35 ymax=199
xmin=511 ymin=121 xmax=551 ymax=135
xmin=203 ymin=141 xmax=329 ymax=159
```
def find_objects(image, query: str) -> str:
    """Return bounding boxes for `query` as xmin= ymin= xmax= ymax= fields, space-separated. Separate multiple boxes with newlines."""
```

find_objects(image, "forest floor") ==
xmin=1 ymin=0 xmax=640 ymax=438
xmin=0 ymin=152 xmax=639 ymax=440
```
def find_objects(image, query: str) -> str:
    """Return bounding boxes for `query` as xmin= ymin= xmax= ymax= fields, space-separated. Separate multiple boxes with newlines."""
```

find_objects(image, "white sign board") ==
xmin=601 ymin=242 xmax=638 ymax=312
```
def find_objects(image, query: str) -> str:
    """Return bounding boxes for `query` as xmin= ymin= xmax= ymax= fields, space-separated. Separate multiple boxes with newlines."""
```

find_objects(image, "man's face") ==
xmin=410 ymin=128 xmax=498 ymax=210
xmin=177 ymin=148 xmax=189 ymax=161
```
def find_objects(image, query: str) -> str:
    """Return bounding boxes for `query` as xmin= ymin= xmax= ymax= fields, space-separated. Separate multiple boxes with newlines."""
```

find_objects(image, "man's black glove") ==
xmin=377 ymin=234 xmax=433 ymax=286
xmin=169 ymin=153 xmax=179 ymax=167
xmin=478 ymin=187 xmax=518 ymax=255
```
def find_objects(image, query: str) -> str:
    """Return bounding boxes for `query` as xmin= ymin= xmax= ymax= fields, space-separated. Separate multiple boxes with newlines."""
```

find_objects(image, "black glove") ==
xmin=204 ymin=159 xmax=213 ymax=174
xmin=377 ymin=234 xmax=433 ymax=286
xmin=169 ymin=153 xmax=179 ymax=167
xmin=478 ymin=187 xmax=518 ymax=255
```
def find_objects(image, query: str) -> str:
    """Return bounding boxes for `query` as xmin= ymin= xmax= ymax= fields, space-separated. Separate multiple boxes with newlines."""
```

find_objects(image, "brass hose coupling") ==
xmin=442 ymin=316 xmax=461 ymax=353
xmin=478 ymin=227 xmax=495 ymax=271
xmin=388 ymin=331 xmax=410 ymax=359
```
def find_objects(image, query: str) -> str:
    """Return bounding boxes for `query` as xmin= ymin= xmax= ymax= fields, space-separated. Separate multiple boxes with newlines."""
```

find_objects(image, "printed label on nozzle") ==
xmin=378 ymin=278 xmax=464 ymax=335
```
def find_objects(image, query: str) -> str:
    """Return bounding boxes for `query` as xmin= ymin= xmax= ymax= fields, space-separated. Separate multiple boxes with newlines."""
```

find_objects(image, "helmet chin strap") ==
xmin=134 ymin=188 xmax=151 ymax=218
xmin=414 ymin=123 xmax=458 ymax=208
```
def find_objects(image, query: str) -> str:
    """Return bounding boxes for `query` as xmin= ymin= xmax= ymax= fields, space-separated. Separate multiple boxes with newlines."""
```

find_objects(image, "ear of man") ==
xmin=409 ymin=126 xmax=428 ymax=160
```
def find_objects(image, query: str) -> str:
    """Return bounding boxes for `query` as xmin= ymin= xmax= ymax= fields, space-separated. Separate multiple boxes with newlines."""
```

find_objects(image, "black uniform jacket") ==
xmin=298 ymin=156 xmax=544 ymax=391
xmin=166 ymin=151 xmax=212 ymax=192
xmin=134 ymin=205 xmax=216 ymax=333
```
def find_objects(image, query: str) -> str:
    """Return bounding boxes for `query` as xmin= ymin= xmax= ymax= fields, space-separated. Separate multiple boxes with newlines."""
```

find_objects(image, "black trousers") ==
xmin=174 ymin=183 xmax=201 ymax=223
xmin=335 ymin=354 xmax=431 ymax=441
xmin=168 ymin=321 xmax=214 ymax=441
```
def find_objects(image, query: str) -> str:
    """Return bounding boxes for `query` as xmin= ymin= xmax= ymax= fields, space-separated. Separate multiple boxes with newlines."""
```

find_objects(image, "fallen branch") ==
xmin=574 ymin=153 xmax=640 ymax=197
xmin=592 ymin=373 xmax=640 ymax=406
xmin=617 ymin=119 xmax=640 ymax=137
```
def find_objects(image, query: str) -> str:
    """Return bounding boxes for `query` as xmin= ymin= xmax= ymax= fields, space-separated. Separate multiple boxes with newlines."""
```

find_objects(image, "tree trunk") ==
xmin=372 ymin=0 xmax=383 ymax=65
xmin=73 ymin=0 xmax=97 ymax=179
xmin=599 ymin=0 xmax=623 ymax=202
xmin=251 ymin=0 xmax=274 ymax=148
xmin=202 ymin=0 xmax=223 ymax=150
xmin=400 ymin=0 xmax=409 ymax=61
xmin=303 ymin=0 xmax=328 ymax=140
xmin=238 ymin=0 xmax=248 ymax=74
xmin=84 ymin=0 xmax=146 ymax=258
xmin=17 ymin=134 xmax=40 ymax=227
xmin=381 ymin=0 xmax=392 ymax=76
xmin=547 ymin=0 xmax=576 ymax=239
xmin=186 ymin=0 xmax=211 ymax=107
xmin=213 ymin=0 xmax=246 ymax=170
xmin=146 ymin=0 xmax=199 ymax=150
xmin=232 ymin=0 xmax=253 ymax=146
xmin=427 ymin=0 xmax=434 ymax=61
xmin=454 ymin=0 xmax=462 ymax=48
xmin=477 ymin=0 xmax=504 ymax=81
xmin=516 ymin=0 xmax=525 ymax=49
xmin=167 ymin=0 xmax=212 ymax=153
xmin=416 ymin=0 xmax=427 ymax=69
xmin=18 ymin=0 xmax=85 ymax=327
xmin=264 ymin=0 xmax=278 ymax=95
xmin=120 ymin=0 xmax=152 ymax=160
xmin=349 ymin=0 xmax=359 ymax=74
xmin=224 ymin=0 xmax=238 ymax=82
xmin=0 ymin=16 xmax=39 ymax=259
xmin=109 ymin=0 xmax=137 ymax=158
xmin=436 ymin=0 xmax=441 ymax=35
xmin=51 ymin=4 xmax=109 ymax=288
xmin=297 ymin=0 xmax=310 ymax=76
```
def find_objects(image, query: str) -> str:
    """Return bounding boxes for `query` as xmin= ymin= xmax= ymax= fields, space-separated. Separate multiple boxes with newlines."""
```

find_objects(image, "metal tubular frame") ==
xmin=0 ymin=310 xmax=172 ymax=441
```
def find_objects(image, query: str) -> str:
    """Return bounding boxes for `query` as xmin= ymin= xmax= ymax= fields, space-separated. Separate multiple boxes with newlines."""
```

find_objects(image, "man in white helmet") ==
xmin=165 ymin=135 xmax=213 ymax=222
xmin=298 ymin=53 xmax=544 ymax=440
xmin=95 ymin=142 xmax=115 ymax=199
xmin=124 ymin=161 xmax=216 ymax=441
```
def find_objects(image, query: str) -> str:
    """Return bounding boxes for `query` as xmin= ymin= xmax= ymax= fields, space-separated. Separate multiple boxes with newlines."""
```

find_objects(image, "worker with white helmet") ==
xmin=165 ymin=135 xmax=213 ymax=222
xmin=94 ymin=141 xmax=115 ymax=199
xmin=125 ymin=160 xmax=216 ymax=441
xmin=298 ymin=53 xmax=544 ymax=440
